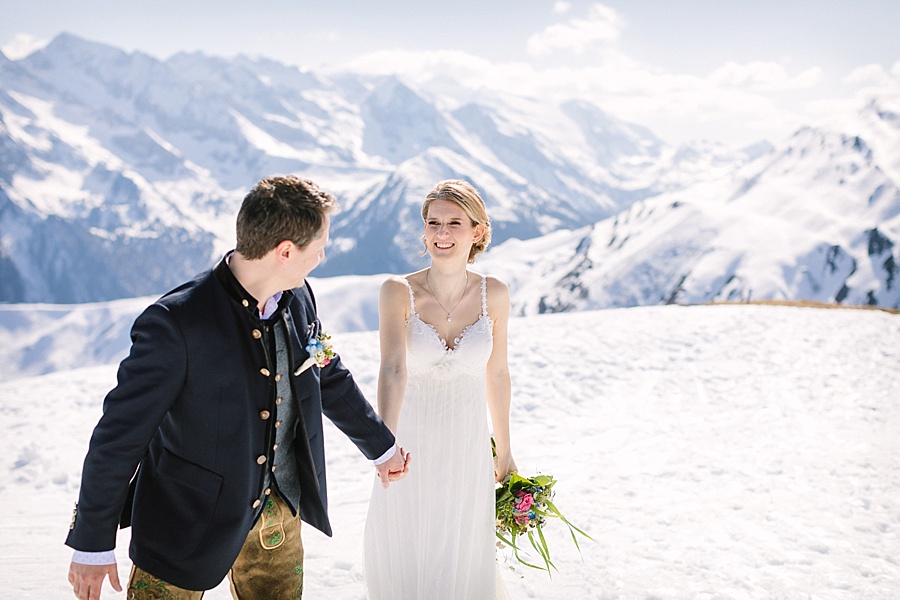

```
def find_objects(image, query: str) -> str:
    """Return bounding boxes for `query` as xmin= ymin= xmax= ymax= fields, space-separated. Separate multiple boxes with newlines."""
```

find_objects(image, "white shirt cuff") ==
xmin=72 ymin=550 xmax=117 ymax=565
xmin=372 ymin=443 xmax=397 ymax=465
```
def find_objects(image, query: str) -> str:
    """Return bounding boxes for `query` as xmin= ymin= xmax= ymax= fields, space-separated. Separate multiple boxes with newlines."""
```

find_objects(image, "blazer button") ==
xmin=273 ymin=444 xmax=279 ymax=451
xmin=252 ymin=329 xmax=262 ymax=339
xmin=260 ymin=368 xmax=270 ymax=377
xmin=275 ymin=397 xmax=283 ymax=405
xmin=257 ymin=455 xmax=267 ymax=465
xmin=265 ymin=488 xmax=272 ymax=496
xmin=259 ymin=410 xmax=271 ymax=420
xmin=274 ymin=373 xmax=282 ymax=382
xmin=252 ymin=499 xmax=261 ymax=509
xmin=275 ymin=421 xmax=282 ymax=428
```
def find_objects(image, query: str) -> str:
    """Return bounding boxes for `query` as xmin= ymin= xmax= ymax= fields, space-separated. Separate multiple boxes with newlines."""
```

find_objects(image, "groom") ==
xmin=66 ymin=175 xmax=409 ymax=599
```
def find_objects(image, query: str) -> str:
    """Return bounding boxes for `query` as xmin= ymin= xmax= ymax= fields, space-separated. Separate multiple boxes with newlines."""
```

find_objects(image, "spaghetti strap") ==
xmin=480 ymin=275 xmax=488 ymax=317
xmin=404 ymin=277 xmax=417 ymax=316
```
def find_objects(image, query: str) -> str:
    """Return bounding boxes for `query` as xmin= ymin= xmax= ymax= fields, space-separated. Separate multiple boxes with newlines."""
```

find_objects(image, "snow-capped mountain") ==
xmin=0 ymin=33 xmax=691 ymax=302
xmin=479 ymin=95 xmax=900 ymax=313
xmin=3 ymin=32 xmax=896 ymax=310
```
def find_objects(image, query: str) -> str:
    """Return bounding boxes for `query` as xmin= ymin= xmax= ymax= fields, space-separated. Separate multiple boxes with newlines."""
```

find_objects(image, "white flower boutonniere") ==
xmin=305 ymin=331 xmax=335 ymax=369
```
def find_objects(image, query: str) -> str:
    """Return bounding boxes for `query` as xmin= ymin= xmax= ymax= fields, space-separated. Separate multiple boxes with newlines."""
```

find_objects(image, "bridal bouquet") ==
xmin=493 ymin=443 xmax=592 ymax=574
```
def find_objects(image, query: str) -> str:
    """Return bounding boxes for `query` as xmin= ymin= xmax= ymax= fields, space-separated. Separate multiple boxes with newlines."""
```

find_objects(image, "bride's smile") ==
xmin=423 ymin=199 xmax=483 ymax=260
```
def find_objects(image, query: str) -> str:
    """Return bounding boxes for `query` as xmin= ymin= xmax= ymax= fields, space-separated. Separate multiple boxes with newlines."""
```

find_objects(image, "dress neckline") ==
xmin=409 ymin=312 xmax=491 ymax=352
xmin=406 ymin=273 xmax=490 ymax=352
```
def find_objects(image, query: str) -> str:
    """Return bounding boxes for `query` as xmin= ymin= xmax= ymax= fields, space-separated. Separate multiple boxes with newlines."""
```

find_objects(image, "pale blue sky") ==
xmin=2 ymin=1 xmax=898 ymax=145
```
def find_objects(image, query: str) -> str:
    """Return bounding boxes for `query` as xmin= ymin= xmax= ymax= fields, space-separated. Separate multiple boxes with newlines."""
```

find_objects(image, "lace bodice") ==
xmin=405 ymin=274 xmax=493 ymax=381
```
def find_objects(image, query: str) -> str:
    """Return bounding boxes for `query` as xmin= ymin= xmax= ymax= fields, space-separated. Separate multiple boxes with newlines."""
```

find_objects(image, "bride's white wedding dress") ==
xmin=364 ymin=274 xmax=508 ymax=599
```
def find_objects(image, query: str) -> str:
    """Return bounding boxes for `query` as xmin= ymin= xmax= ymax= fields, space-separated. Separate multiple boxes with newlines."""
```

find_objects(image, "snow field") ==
xmin=0 ymin=304 xmax=897 ymax=598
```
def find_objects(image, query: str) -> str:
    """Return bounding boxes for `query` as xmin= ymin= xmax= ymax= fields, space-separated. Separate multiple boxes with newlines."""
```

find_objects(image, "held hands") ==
xmin=68 ymin=561 xmax=121 ymax=600
xmin=375 ymin=446 xmax=411 ymax=488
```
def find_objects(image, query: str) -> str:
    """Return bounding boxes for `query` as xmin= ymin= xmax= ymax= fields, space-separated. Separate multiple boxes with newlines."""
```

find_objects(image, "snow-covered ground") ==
xmin=1 ymin=304 xmax=898 ymax=598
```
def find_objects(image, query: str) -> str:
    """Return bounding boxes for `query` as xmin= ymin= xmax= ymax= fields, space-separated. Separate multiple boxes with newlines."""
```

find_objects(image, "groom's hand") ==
xmin=69 ymin=561 xmax=122 ymax=599
xmin=376 ymin=446 xmax=411 ymax=488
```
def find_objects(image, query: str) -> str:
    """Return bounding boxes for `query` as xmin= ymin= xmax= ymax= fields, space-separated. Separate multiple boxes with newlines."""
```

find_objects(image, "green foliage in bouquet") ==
xmin=493 ymin=440 xmax=592 ymax=575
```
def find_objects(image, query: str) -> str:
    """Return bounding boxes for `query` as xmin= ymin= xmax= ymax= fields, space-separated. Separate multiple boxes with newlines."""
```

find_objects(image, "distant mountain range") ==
xmin=2 ymin=32 xmax=764 ymax=303
xmin=480 ymin=100 xmax=900 ymax=313
xmin=1 ymin=32 xmax=897 ymax=310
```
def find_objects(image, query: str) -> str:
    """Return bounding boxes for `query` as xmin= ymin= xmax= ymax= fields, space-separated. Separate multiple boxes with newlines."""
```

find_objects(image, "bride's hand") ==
xmin=493 ymin=452 xmax=517 ymax=483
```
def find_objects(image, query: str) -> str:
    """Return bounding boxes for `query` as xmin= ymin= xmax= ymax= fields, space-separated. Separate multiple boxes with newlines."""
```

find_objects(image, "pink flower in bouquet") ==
xmin=515 ymin=492 xmax=534 ymax=513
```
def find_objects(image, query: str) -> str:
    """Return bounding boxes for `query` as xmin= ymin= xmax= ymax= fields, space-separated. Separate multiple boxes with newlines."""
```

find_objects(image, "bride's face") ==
xmin=424 ymin=200 xmax=483 ymax=262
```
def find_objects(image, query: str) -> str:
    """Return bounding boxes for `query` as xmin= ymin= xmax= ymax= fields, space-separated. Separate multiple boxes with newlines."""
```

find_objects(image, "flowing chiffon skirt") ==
xmin=363 ymin=277 xmax=508 ymax=599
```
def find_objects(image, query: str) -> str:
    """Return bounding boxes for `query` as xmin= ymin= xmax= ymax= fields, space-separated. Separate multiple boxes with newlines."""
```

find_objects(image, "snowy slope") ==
xmin=0 ymin=294 xmax=153 ymax=381
xmin=480 ymin=95 xmax=900 ymax=313
xmin=1 ymin=304 xmax=898 ymax=598
xmin=0 ymin=273 xmax=386 ymax=381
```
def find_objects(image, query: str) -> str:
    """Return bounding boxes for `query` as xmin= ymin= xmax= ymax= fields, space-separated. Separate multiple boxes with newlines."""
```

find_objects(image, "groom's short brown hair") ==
xmin=236 ymin=175 xmax=337 ymax=260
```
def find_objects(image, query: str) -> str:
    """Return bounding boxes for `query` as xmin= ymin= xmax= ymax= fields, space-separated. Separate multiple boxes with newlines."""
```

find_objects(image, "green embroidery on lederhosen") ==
xmin=259 ymin=495 xmax=286 ymax=550
xmin=265 ymin=496 xmax=278 ymax=525
xmin=129 ymin=574 xmax=173 ymax=599
xmin=293 ymin=565 xmax=304 ymax=599
xmin=265 ymin=529 xmax=284 ymax=546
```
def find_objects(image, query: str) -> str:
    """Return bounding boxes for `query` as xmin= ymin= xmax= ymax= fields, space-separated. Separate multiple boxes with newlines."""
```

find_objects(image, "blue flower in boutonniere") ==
xmin=305 ymin=330 xmax=335 ymax=368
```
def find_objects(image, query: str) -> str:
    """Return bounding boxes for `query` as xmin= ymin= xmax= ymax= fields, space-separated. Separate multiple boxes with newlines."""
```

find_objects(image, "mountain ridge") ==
xmin=1 ymin=32 xmax=695 ymax=301
xmin=1 ymin=32 xmax=897 ymax=311
xmin=478 ymin=101 xmax=900 ymax=313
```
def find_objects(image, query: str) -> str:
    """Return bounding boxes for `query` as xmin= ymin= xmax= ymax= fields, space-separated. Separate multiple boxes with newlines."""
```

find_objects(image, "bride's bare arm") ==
xmin=485 ymin=277 xmax=516 ymax=481
xmin=377 ymin=277 xmax=410 ymax=434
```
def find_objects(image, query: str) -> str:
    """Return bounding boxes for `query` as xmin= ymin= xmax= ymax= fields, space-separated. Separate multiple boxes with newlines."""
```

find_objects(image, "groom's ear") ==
xmin=275 ymin=239 xmax=295 ymax=260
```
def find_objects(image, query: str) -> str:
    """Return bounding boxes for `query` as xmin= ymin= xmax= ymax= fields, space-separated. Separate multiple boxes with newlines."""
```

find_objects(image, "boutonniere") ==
xmin=305 ymin=327 xmax=335 ymax=369
xmin=294 ymin=321 xmax=336 ymax=376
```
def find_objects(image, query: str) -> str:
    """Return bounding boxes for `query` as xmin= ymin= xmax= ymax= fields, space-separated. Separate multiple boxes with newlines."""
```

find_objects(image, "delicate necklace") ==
xmin=425 ymin=269 xmax=468 ymax=322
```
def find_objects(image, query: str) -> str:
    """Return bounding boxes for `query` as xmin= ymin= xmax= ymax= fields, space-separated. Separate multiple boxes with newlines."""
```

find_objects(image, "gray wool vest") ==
xmin=258 ymin=319 xmax=302 ymax=515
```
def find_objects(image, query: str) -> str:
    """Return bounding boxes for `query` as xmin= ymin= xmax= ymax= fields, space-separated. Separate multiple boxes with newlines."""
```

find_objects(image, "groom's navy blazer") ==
xmin=65 ymin=256 xmax=395 ymax=590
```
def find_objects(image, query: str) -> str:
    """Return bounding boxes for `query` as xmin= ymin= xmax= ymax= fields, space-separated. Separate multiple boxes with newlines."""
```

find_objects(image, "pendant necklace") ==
xmin=425 ymin=269 xmax=468 ymax=322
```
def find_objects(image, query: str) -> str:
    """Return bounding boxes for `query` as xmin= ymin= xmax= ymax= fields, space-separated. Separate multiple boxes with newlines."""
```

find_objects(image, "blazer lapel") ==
xmin=282 ymin=309 xmax=309 ymax=365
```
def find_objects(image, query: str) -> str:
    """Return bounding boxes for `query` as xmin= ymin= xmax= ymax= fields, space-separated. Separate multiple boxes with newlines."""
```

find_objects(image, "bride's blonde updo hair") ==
xmin=421 ymin=179 xmax=492 ymax=263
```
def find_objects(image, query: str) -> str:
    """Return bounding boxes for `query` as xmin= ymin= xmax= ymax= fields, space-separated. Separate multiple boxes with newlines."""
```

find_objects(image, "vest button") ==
xmin=259 ymin=410 xmax=271 ymax=420
xmin=265 ymin=488 xmax=272 ymax=495
xmin=260 ymin=368 xmax=270 ymax=377
xmin=252 ymin=499 xmax=261 ymax=509
xmin=257 ymin=455 xmax=267 ymax=465
xmin=242 ymin=299 xmax=250 ymax=308
xmin=252 ymin=329 xmax=262 ymax=339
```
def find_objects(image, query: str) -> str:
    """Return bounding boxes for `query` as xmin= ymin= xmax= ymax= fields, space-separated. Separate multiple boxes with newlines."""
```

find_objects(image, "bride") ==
xmin=363 ymin=179 xmax=516 ymax=599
